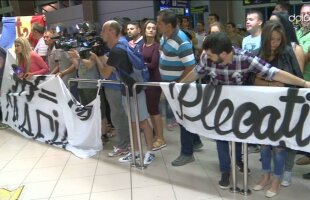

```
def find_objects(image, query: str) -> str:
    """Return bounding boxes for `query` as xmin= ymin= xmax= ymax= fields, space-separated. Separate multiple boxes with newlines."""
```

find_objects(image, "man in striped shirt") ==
xmin=157 ymin=9 xmax=203 ymax=166
xmin=182 ymin=32 xmax=310 ymax=189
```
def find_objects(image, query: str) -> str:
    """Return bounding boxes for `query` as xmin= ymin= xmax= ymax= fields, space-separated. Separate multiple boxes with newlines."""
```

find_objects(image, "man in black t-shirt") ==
xmin=93 ymin=20 xmax=156 ymax=165
xmin=106 ymin=44 xmax=136 ymax=96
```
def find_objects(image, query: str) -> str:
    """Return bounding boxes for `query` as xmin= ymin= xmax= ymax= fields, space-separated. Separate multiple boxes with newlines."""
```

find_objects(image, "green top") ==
xmin=297 ymin=28 xmax=310 ymax=52
xmin=297 ymin=28 xmax=310 ymax=80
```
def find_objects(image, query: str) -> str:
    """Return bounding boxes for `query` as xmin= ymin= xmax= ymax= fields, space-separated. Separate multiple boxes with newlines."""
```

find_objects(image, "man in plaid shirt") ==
xmin=181 ymin=32 xmax=310 ymax=189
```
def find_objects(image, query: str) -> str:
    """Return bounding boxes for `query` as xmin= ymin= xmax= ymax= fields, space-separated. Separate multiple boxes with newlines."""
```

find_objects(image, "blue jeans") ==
xmin=180 ymin=125 xmax=202 ymax=156
xmin=216 ymin=140 xmax=242 ymax=173
xmin=261 ymin=145 xmax=286 ymax=179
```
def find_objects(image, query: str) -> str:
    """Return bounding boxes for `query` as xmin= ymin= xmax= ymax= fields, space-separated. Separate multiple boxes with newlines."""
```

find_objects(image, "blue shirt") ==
xmin=159 ymin=28 xmax=195 ymax=81
xmin=242 ymin=34 xmax=261 ymax=54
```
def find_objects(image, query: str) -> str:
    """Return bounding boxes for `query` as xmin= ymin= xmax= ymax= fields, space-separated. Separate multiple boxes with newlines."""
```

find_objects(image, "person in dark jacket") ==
xmin=253 ymin=21 xmax=303 ymax=198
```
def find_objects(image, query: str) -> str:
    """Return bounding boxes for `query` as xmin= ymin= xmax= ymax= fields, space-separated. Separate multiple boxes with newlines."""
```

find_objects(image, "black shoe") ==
xmin=237 ymin=161 xmax=251 ymax=175
xmin=171 ymin=154 xmax=195 ymax=166
xmin=193 ymin=142 xmax=203 ymax=152
xmin=101 ymin=134 xmax=109 ymax=145
xmin=303 ymin=172 xmax=310 ymax=180
xmin=218 ymin=172 xmax=230 ymax=189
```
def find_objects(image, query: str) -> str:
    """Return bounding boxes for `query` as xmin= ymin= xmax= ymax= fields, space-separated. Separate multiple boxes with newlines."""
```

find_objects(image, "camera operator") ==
xmin=47 ymin=25 xmax=79 ymax=99
xmin=89 ymin=19 xmax=132 ymax=158
xmin=67 ymin=49 xmax=101 ymax=105
xmin=66 ymin=25 xmax=104 ymax=106
xmin=92 ymin=20 xmax=155 ymax=165
xmin=68 ymin=22 xmax=113 ymax=142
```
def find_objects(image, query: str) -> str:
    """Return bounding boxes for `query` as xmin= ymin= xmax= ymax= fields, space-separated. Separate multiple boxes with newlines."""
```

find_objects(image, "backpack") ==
xmin=115 ymin=43 xmax=150 ymax=83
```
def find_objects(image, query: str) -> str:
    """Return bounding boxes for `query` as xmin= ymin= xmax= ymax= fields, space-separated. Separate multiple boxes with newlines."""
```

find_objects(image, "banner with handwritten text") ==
xmin=0 ymin=50 xmax=102 ymax=158
xmin=160 ymin=82 xmax=310 ymax=153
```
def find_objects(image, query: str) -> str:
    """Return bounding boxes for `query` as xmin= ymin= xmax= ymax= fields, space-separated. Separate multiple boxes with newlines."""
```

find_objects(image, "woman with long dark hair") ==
xmin=141 ymin=20 xmax=166 ymax=151
xmin=253 ymin=21 xmax=303 ymax=198
xmin=269 ymin=11 xmax=305 ymax=187
xmin=270 ymin=12 xmax=305 ymax=72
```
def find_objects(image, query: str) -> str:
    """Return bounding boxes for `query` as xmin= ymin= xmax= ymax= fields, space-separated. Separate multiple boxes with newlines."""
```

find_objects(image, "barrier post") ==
xmin=240 ymin=143 xmax=252 ymax=196
xmin=230 ymin=142 xmax=240 ymax=193
xmin=123 ymin=83 xmax=137 ymax=167
xmin=132 ymin=82 xmax=162 ymax=169
xmin=132 ymin=84 xmax=146 ymax=169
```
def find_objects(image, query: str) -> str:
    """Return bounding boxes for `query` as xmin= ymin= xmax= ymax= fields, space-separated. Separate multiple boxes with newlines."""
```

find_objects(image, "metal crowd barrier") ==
xmin=240 ymin=143 xmax=251 ymax=196
xmin=132 ymin=82 xmax=162 ymax=169
xmin=67 ymin=78 xmax=137 ymax=167
xmin=67 ymin=79 xmax=252 ymax=195
xmin=132 ymin=82 xmax=252 ymax=196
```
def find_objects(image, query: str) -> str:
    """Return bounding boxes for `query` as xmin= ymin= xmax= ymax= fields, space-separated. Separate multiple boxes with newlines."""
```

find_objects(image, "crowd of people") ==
xmin=0 ymin=1 xmax=310 ymax=199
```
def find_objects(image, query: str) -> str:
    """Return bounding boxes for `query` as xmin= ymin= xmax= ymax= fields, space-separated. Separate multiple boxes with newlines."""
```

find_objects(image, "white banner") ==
xmin=160 ymin=82 xmax=310 ymax=153
xmin=0 ymin=50 xmax=102 ymax=158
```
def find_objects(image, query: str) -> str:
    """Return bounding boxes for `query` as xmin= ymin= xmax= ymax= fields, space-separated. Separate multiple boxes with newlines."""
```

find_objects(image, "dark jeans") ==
xmin=305 ymin=152 xmax=310 ymax=157
xmin=216 ymin=140 xmax=242 ymax=173
xmin=180 ymin=125 xmax=202 ymax=156
xmin=165 ymin=99 xmax=175 ymax=124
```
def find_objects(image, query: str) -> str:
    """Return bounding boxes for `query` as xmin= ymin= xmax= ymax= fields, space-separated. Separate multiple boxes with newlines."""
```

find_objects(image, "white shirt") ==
xmin=195 ymin=32 xmax=206 ymax=49
xmin=34 ymin=37 xmax=48 ymax=56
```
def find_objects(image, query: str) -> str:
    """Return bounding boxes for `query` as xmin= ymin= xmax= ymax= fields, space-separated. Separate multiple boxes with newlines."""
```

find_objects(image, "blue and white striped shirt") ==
xmin=159 ymin=28 xmax=195 ymax=81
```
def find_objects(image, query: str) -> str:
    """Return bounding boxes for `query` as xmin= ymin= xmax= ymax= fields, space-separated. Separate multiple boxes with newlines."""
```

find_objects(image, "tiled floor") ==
xmin=0 ymin=126 xmax=309 ymax=200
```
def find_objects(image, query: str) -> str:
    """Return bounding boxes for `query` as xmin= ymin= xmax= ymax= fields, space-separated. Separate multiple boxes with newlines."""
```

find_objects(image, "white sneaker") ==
xmin=281 ymin=171 xmax=292 ymax=187
xmin=108 ymin=146 xmax=129 ymax=157
xmin=118 ymin=152 xmax=140 ymax=163
xmin=144 ymin=152 xmax=155 ymax=165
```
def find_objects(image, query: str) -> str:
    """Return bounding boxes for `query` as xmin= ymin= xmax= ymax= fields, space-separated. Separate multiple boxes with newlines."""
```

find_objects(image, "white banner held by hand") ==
xmin=160 ymin=82 xmax=310 ymax=153
xmin=0 ymin=50 xmax=102 ymax=158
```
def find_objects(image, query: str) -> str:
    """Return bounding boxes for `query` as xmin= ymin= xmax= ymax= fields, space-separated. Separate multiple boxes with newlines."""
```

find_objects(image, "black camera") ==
xmin=53 ymin=23 xmax=110 ymax=58
xmin=55 ymin=39 xmax=78 ymax=51
xmin=79 ymin=47 xmax=91 ymax=59
xmin=90 ymin=36 xmax=109 ymax=57
xmin=78 ymin=36 xmax=109 ymax=59
xmin=51 ymin=33 xmax=78 ymax=51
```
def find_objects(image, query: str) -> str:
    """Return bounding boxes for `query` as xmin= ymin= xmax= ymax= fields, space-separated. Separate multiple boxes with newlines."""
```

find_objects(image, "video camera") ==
xmin=52 ymin=23 xmax=109 ymax=59
xmin=78 ymin=36 xmax=108 ymax=59
xmin=51 ymin=35 xmax=78 ymax=51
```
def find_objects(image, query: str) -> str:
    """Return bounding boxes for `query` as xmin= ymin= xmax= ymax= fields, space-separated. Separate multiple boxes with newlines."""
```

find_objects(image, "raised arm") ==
xmin=31 ymin=53 xmax=49 ymax=75
xmin=90 ymin=52 xmax=114 ymax=79
xmin=180 ymin=68 xmax=199 ymax=83
xmin=56 ymin=63 xmax=76 ymax=78
xmin=272 ymin=69 xmax=310 ymax=88
xmin=24 ymin=52 xmax=49 ymax=79
xmin=294 ymin=45 xmax=305 ymax=72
